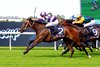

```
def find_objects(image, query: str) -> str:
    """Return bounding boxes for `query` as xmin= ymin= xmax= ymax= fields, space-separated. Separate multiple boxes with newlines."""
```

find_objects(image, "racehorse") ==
xmin=19 ymin=17 xmax=90 ymax=58
xmin=59 ymin=19 xmax=100 ymax=55
xmin=59 ymin=19 xmax=100 ymax=42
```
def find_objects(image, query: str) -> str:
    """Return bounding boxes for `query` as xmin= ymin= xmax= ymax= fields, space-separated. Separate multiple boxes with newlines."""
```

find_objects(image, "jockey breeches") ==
xmin=45 ymin=20 xmax=59 ymax=27
xmin=84 ymin=20 xmax=96 ymax=27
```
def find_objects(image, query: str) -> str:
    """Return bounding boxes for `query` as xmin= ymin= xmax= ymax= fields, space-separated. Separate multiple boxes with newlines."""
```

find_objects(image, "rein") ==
xmin=24 ymin=19 xmax=35 ymax=29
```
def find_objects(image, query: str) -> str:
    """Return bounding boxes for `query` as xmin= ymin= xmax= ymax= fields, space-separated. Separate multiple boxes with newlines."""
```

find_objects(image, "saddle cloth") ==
xmin=50 ymin=25 xmax=64 ymax=37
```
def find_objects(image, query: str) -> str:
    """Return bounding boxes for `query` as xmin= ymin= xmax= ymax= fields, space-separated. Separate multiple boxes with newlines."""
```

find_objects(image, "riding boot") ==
xmin=48 ymin=26 xmax=58 ymax=34
xmin=85 ymin=26 xmax=93 ymax=34
xmin=89 ymin=26 xmax=99 ymax=38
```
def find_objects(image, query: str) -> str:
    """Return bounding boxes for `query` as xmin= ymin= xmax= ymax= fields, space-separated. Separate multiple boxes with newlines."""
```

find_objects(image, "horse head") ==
xmin=19 ymin=17 xmax=35 ymax=33
xmin=58 ymin=18 xmax=74 ymax=26
xmin=19 ymin=17 xmax=46 ymax=33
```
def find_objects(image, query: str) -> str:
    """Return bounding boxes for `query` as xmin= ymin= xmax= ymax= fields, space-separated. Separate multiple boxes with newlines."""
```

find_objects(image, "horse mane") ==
xmin=65 ymin=19 xmax=73 ymax=23
xmin=28 ymin=17 xmax=46 ymax=25
xmin=65 ymin=19 xmax=82 ymax=30
xmin=34 ymin=20 xmax=47 ymax=25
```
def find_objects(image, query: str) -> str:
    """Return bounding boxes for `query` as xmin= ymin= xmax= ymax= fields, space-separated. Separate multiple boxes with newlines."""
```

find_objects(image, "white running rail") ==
xmin=0 ymin=32 xmax=57 ymax=50
xmin=0 ymin=32 xmax=35 ymax=50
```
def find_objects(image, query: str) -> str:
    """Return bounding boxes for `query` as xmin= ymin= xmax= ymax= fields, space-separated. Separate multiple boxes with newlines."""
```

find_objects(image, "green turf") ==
xmin=81 ymin=0 xmax=100 ymax=19
xmin=0 ymin=47 xmax=100 ymax=67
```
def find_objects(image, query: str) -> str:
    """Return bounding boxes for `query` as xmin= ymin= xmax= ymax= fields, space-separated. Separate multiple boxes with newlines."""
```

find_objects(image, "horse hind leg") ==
xmin=83 ymin=42 xmax=93 ymax=52
xmin=88 ymin=46 xmax=93 ymax=52
xmin=63 ymin=38 xmax=74 ymax=58
xmin=85 ymin=43 xmax=93 ymax=52
xmin=67 ymin=44 xmax=75 ymax=58
xmin=82 ymin=45 xmax=91 ymax=58
xmin=76 ymin=41 xmax=91 ymax=58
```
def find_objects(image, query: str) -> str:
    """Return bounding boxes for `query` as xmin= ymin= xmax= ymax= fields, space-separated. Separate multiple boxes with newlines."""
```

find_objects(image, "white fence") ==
xmin=0 ymin=32 xmax=99 ymax=50
xmin=0 ymin=32 xmax=57 ymax=50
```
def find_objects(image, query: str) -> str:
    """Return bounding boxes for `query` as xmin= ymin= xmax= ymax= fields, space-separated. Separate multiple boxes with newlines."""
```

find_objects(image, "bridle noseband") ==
xmin=24 ymin=19 xmax=35 ymax=29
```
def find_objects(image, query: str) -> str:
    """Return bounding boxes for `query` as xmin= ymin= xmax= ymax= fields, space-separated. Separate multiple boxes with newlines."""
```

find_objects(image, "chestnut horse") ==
xmin=19 ymin=17 xmax=90 ymax=58
xmin=59 ymin=19 xmax=100 ymax=55
xmin=59 ymin=19 xmax=100 ymax=42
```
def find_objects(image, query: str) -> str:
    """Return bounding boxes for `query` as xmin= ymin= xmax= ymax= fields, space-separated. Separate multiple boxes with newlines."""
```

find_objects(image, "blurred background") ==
xmin=0 ymin=0 xmax=100 ymax=49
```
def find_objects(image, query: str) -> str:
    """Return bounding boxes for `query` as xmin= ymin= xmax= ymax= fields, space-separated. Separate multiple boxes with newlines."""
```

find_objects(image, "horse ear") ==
xmin=32 ymin=18 xmax=38 ymax=21
xmin=21 ymin=18 xmax=26 ymax=22
xmin=23 ymin=18 xmax=29 ymax=22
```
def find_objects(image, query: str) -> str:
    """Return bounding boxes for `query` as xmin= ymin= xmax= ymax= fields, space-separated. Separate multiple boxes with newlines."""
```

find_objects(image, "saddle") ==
xmin=82 ymin=26 xmax=99 ymax=40
xmin=48 ymin=25 xmax=64 ymax=37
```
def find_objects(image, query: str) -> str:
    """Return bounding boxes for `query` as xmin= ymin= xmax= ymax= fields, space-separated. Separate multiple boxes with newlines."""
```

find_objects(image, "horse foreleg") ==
xmin=82 ymin=46 xmax=91 ymax=58
xmin=26 ymin=40 xmax=34 ymax=50
xmin=23 ymin=40 xmax=35 ymax=55
xmin=61 ymin=48 xmax=69 ymax=56
xmin=67 ymin=44 xmax=74 ymax=58
xmin=29 ymin=40 xmax=34 ymax=45
xmin=88 ymin=46 xmax=93 ymax=52
xmin=23 ymin=36 xmax=43 ymax=55
xmin=87 ymin=44 xmax=93 ymax=52
xmin=84 ymin=42 xmax=93 ymax=52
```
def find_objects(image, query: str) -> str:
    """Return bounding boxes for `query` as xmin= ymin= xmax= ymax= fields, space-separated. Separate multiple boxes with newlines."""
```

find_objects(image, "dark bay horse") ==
xmin=19 ymin=17 xmax=90 ymax=58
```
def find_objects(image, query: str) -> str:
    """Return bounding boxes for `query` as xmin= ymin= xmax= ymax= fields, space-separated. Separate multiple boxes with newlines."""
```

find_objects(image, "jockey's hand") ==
xmin=72 ymin=22 xmax=75 ymax=24
xmin=83 ymin=24 xmax=87 ymax=27
xmin=32 ymin=18 xmax=38 ymax=21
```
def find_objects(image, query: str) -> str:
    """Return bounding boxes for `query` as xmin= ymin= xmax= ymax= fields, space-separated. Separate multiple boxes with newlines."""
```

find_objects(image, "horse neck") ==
xmin=32 ymin=22 xmax=45 ymax=33
xmin=67 ymin=23 xmax=79 ymax=29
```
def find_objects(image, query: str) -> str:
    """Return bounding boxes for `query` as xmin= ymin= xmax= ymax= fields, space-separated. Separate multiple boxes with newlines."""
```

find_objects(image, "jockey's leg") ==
xmin=84 ymin=20 xmax=96 ymax=27
xmin=45 ymin=20 xmax=59 ymax=27
xmin=85 ymin=26 xmax=93 ymax=34
xmin=84 ymin=20 xmax=96 ymax=34
xmin=46 ymin=20 xmax=59 ymax=34
xmin=85 ymin=26 xmax=98 ymax=39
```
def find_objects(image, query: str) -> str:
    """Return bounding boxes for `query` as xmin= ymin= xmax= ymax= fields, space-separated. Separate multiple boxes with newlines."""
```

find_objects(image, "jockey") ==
xmin=91 ymin=0 xmax=99 ymax=10
xmin=72 ymin=15 xmax=98 ymax=38
xmin=38 ymin=11 xmax=59 ymax=34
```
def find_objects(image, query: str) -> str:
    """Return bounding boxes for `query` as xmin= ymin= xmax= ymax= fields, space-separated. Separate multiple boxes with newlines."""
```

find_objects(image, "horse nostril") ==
xmin=19 ymin=29 xmax=23 ymax=33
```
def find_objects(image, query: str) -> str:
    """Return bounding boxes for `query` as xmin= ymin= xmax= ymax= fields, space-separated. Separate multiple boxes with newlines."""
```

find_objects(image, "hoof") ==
xmin=88 ymin=55 xmax=91 ymax=58
xmin=61 ymin=51 xmax=65 ymax=56
xmin=61 ymin=53 xmax=64 ymax=56
xmin=23 ymin=52 xmax=27 ymax=55
xmin=69 ymin=56 xmax=72 ymax=58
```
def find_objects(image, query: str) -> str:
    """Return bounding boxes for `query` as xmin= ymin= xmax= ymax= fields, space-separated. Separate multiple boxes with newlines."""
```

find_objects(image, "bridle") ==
xmin=23 ymin=19 xmax=35 ymax=29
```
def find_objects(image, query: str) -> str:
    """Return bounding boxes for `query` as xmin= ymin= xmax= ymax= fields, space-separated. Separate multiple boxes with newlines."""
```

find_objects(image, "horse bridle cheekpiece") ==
xmin=24 ymin=18 xmax=35 ymax=29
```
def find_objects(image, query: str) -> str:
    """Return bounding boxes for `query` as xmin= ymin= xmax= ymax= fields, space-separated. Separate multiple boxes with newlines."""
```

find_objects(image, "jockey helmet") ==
xmin=40 ymin=11 xmax=47 ymax=17
xmin=70 ymin=15 xmax=76 ymax=20
xmin=48 ymin=12 xmax=53 ymax=17
xmin=76 ymin=15 xmax=82 ymax=19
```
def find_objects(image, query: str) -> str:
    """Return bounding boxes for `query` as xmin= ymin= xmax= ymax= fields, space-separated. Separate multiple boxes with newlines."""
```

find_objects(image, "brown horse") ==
xmin=59 ymin=19 xmax=100 ymax=41
xmin=59 ymin=19 xmax=100 ymax=56
xmin=19 ymin=17 xmax=90 ymax=58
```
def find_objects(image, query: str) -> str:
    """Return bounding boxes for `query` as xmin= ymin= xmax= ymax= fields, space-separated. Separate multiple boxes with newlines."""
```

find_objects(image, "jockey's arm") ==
xmin=31 ymin=18 xmax=38 ymax=21
xmin=73 ymin=17 xmax=85 ymax=24
xmin=37 ymin=18 xmax=48 ymax=23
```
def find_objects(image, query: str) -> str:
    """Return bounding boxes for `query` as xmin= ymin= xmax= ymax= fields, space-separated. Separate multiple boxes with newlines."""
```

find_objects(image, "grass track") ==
xmin=0 ymin=47 xmax=100 ymax=67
